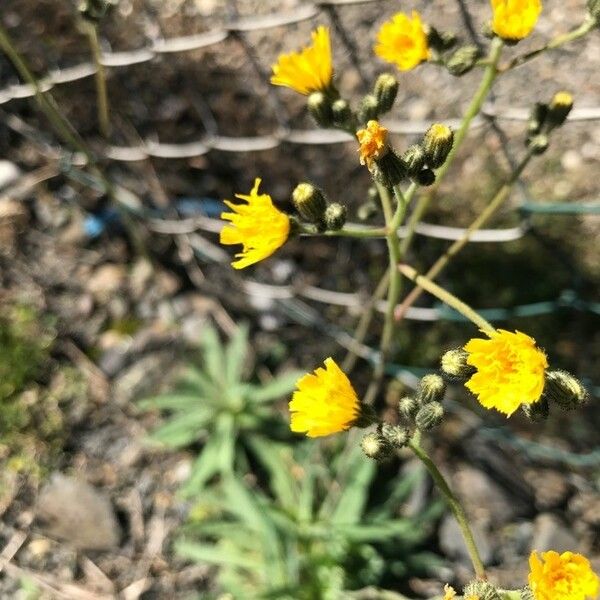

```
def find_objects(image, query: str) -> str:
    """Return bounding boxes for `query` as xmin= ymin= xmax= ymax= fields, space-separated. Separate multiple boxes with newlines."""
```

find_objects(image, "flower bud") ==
xmin=398 ymin=396 xmax=418 ymax=422
xmin=308 ymin=92 xmax=334 ymax=128
xmin=374 ymin=73 xmax=399 ymax=114
xmin=528 ymin=102 xmax=548 ymax=136
xmin=358 ymin=94 xmax=379 ymax=125
xmin=426 ymin=25 xmax=457 ymax=53
xmin=440 ymin=348 xmax=475 ymax=383
xmin=446 ymin=45 xmax=481 ymax=76
xmin=589 ymin=0 xmax=600 ymax=21
xmin=415 ymin=168 xmax=436 ymax=186
xmin=371 ymin=151 xmax=407 ymax=187
xmin=463 ymin=580 xmax=502 ymax=600
xmin=520 ymin=586 xmax=535 ymax=600
xmin=324 ymin=203 xmax=347 ymax=231
xmin=332 ymin=99 xmax=352 ymax=128
xmin=79 ymin=0 xmax=112 ymax=21
xmin=415 ymin=401 xmax=444 ymax=431
xmin=423 ymin=124 xmax=454 ymax=168
xmin=402 ymin=145 xmax=426 ymax=177
xmin=361 ymin=431 xmax=392 ymax=460
xmin=522 ymin=398 xmax=550 ymax=422
xmin=380 ymin=423 xmax=410 ymax=449
xmin=546 ymin=91 xmax=573 ymax=129
xmin=292 ymin=183 xmax=327 ymax=224
xmin=542 ymin=370 xmax=588 ymax=410
xmin=417 ymin=374 xmax=446 ymax=405
xmin=528 ymin=133 xmax=549 ymax=155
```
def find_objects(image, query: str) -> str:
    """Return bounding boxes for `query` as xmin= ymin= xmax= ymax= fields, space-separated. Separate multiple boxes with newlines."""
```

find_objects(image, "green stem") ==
xmin=501 ymin=17 xmax=596 ymax=72
xmin=398 ymin=264 xmax=495 ymax=334
xmin=409 ymin=436 xmax=486 ymax=580
xmin=297 ymin=223 xmax=387 ymax=238
xmin=395 ymin=149 xmax=534 ymax=321
xmin=85 ymin=21 xmax=111 ymax=137
xmin=400 ymin=37 xmax=504 ymax=256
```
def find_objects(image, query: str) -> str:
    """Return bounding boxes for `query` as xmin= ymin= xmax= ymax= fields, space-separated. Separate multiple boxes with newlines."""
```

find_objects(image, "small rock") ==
xmin=531 ymin=513 xmax=578 ymax=553
xmin=87 ymin=264 xmax=127 ymax=302
xmin=525 ymin=468 xmax=570 ymax=510
xmin=36 ymin=473 xmax=121 ymax=550
xmin=0 ymin=160 xmax=21 ymax=190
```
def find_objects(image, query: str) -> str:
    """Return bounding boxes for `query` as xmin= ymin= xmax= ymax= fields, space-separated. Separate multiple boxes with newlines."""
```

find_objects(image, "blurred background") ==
xmin=0 ymin=0 xmax=599 ymax=598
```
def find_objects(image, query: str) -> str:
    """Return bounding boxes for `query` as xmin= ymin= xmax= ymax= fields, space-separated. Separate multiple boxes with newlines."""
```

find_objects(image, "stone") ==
xmin=531 ymin=513 xmax=578 ymax=553
xmin=439 ymin=514 xmax=493 ymax=566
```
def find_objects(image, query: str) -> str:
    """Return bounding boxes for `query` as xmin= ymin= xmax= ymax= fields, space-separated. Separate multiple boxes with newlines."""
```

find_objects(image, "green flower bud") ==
xmin=79 ymin=0 xmax=112 ymax=21
xmin=423 ymin=124 xmax=454 ymax=168
xmin=374 ymin=73 xmax=399 ymax=113
xmin=324 ymin=203 xmax=347 ymax=231
xmin=331 ymin=99 xmax=353 ymax=128
xmin=415 ymin=401 xmax=444 ymax=431
xmin=358 ymin=94 xmax=379 ymax=125
xmin=415 ymin=168 xmax=436 ymax=186
xmin=308 ymin=92 xmax=334 ymax=128
xmin=371 ymin=151 xmax=407 ymax=187
xmin=398 ymin=396 xmax=418 ymax=422
xmin=292 ymin=183 xmax=327 ymax=224
xmin=546 ymin=91 xmax=574 ymax=129
xmin=402 ymin=145 xmax=426 ymax=177
xmin=463 ymin=580 xmax=502 ymax=600
xmin=440 ymin=348 xmax=475 ymax=383
xmin=520 ymin=586 xmax=535 ymax=600
xmin=417 ymin=374 xmax=446 ymax=404
xmin=528 ymin=102 xmax=548 ymax=136
xmin=446 ymin=45 xmax=481 ymax=77
xmin=361 ymin=431 xmax=392 ymax=460
xmin=542 ymin=370 xmax=588 ymax=410
xmin=528 ymin=133 xmax=549 ymax=155
xmin=379 ymin=423 xmax=410 ymax=449
xmin=426 ymin=25 xmax=457 ymax=53
xmin=522 ymin=397 xmax=550 ymax=422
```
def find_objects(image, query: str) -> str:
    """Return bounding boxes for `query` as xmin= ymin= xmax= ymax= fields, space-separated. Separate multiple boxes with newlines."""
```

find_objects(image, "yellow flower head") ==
xmin=220 ymin=178 xmax=290 ymax=269
xmin=357 ymin=120 xmax=388 ymax=167
xmin=270 ymin=26 xmax=333 ymax=95
xmin=464 ymin=329 xmax=548 ymax=416
xmin=374 ymin=11 xmax=430 ymax=72
xmin=443 ymin=585 xmax=457 ymax=600
xmin=529 ymin=550 xmax=599 ymax=600
xmin=491 ymin=0 xmax=542 ymax=40
xmin=289 ymin=357 xmax=360 ymax=438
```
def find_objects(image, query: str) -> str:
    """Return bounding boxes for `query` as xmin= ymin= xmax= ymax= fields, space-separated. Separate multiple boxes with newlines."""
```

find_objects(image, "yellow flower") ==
xmin=443 ymin=585 xmax=457 ymax=600
xmin=289 ymin=357 xmax=360 ymax=438
xmin=374 ymin=11 xmax=430 ymax=72
xmin=491 ymin=0 xmax=542 ymax=40
xmin=464 ymin=329 xmax=548 ymax=416
xmin=356 ymin=120 xmax=388 ymax=167
xmin=529 ymin=550 xmax=599 ymax=600
xmin=270 ymin=26 xmax=333 ymax=95
xmin=220 ymin=178 xmax=290 ymax=269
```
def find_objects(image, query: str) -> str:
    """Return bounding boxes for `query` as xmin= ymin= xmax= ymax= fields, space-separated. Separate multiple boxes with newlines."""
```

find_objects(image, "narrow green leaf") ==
xmin=180 ymin=432 xmax=224 ymax=496
xmin=147 ymin=409 xmax=213 ymax=448
xmin=175 ymin=540 xmax=261 ymax=570
xmin=225 ymin=323 xmax=249 ymax=385
xmin=247 ymin=371 xmax=302 ymax=404
xmin=138 ymin=394 xmax=212 ymax=412
xmin=201 ymin=325 xmax=226 ymax=385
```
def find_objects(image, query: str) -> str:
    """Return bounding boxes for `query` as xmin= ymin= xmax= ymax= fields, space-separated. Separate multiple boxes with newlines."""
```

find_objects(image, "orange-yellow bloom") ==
xmin=356 ymin=120 xmax=388 ymax=167
xmin=270 ymin=26 xmax=333 ymax=95
xmin=443 ymin=585 xmax=457 ymax=600
xmin=464 ymin=329 xmax=547 ymax=416
xmin=374 ymin=11 xmax=430 ymax=72
xmin=529 ymin=550 xmax=599 ymax=600
xmin=289 ymin=358 xmax=360 ymax=438
xmin=220 ymin=178 xmax=290 ymax=269
xmin=491 ymin=0 xmax=542 ymax=40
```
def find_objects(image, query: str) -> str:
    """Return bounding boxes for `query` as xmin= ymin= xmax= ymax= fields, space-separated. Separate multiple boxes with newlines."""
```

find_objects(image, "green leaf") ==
xmin=147 ymin=408 xmax=214 ymax=448
xmin=180 ymin=432 xmax=225 ymax=496
xmin=247 ymin=371 xmax=302 ymax=404
xmin=201 ymin=325 xmax=226 ymax=385
xmin=225 ymin=324 xmax=249 ymax=385
xmin=178 ymin=366 xmax=218 ymax=396
xmin=216 ymin=413 xmax=236 ymax=474
xmin=138 ymin=394 xmax=212 ymax=412
xmin=175 ymin=540 xmax=261 ymax=570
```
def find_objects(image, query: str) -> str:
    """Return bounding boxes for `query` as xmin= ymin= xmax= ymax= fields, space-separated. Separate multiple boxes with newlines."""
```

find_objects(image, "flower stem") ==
xmin=398 ymin=264 xmax=495 ymax=334
xmin=297 ymin=223 xmax=387 ymax=238
xmin=85 ymin=20 xmax=111 ymax=138
xmin=409 ymin=435 xmax=486 ymax=580
xmin=400 ymin=37 xmax=504 ymax=256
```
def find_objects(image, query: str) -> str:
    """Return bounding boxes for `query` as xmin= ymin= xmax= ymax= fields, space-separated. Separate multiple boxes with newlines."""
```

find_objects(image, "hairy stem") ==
xmin=85 ymin=21 xmax=111 ymax=137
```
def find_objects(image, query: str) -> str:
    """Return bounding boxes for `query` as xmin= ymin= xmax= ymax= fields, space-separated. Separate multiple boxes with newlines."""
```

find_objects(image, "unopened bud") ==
xmin=542 ymin=370 xmax=588 ymax=410
xmin=398 ymin=396 xmax=418 ymax=422
xmin=371 ymin=151 xmax=407 ymax=187
xmin=440 ymin=348 xmax=475 ymax=383
xmin=324 ymin=203 xmax=347 ymax=231
xmin=417 ymin=374 xmax=446 ymax=404
xmin=374 ymin=73 xmax=399 ymax=113
xmin=463 ymin=580 xmax=502 ymax=600
xmin=308 ymin=92 xmax=334 ymax=127
xmin=546 ymin=91 xmax=574 ymax=129
xmin=332 ymin=99 xmax=352 ymax=127
xmin=361 ymin=431 xmax=392 ymax=460
xmin=380 ymin=423 xmax=410 ymax=449
xmin=522 ymin=398 xmax=550 ymax=422
xmin=415 ymin=401 xmax=444 ymax=431
xmin=79 ymin=0 xmax=112 ymax=21
xmin=415 ymin=168 xmax=436 ymax=186
xmin=528 ymin=102 xmax=548 ymax=135
xmin=426 ymin=25 xmax=458 ymax=53
xmin=520 ymin=586 xmax=535 ymax=600
xmin=358 ymin=94 xmax=379 ymax=125
xmin=423 ymin=124 xmax=454 ymax=169
xmin=292 ymin=183 xmax=327 ymax=224
xmin=402 ymin=145 xmax=426 ymax=177
xmin=528 ymin=134 xmax=549 ymax=155
xmin=446 ymin=45 xmax=481 ymax=76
